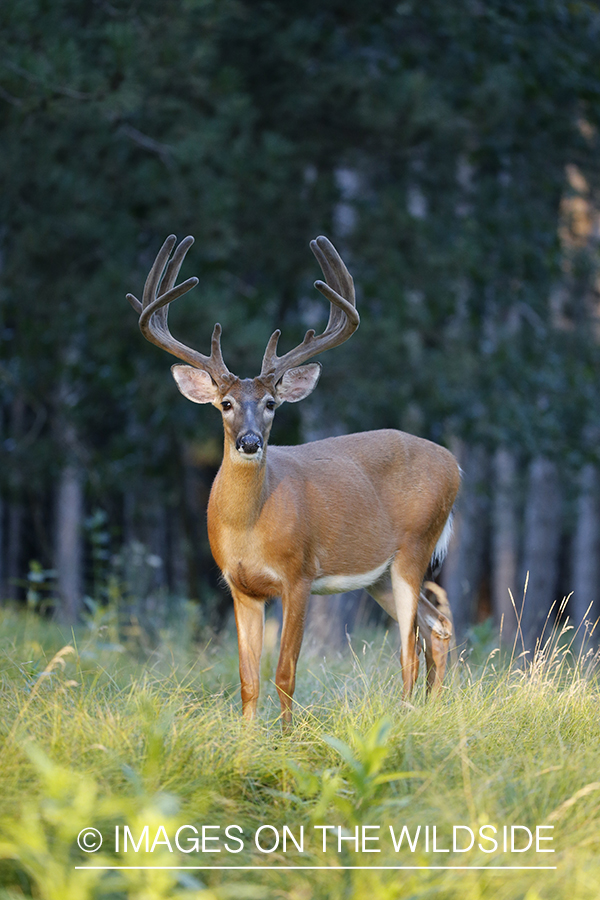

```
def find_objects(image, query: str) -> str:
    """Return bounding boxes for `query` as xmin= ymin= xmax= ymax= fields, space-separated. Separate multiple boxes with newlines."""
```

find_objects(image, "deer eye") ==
xmin=265 ymin=399 xmax=276 ymax=411
xmin=221 ymin=400 xmax=233 ymax=411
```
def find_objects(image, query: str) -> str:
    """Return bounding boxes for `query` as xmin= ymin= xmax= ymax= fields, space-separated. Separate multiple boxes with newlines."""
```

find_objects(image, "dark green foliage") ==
xmin=1 ymin=0 xmax=600 ymax=601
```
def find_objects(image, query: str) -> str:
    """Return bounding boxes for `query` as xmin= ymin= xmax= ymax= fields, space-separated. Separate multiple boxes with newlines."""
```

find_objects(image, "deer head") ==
xmin=127 ymin=235 xmax=359 ymax=461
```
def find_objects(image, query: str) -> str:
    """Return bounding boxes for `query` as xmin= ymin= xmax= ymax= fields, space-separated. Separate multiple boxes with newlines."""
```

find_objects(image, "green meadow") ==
xmin=0 ymin=603 xmax=599 ymax=900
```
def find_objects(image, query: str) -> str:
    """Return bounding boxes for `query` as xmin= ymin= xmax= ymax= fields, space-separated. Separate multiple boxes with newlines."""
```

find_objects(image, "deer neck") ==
xmin=213 ymin=438 xmax=269 ymax=529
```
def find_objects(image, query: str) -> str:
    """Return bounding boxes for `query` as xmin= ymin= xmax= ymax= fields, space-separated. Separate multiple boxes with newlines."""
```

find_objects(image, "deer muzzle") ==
xmin=236 ymin=432 xmax=263 ymax=456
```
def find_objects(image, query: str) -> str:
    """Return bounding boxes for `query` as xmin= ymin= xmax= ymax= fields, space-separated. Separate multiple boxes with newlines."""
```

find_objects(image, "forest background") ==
xmin=2 ymin=0 xmax=600 ymax=651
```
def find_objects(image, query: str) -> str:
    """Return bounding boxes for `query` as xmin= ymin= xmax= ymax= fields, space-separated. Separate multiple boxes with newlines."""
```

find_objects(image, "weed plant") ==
xmin=0 ymin=599 xmax=599 ymax=899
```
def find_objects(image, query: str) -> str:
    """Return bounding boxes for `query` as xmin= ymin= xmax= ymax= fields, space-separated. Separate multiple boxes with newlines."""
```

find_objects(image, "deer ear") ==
xmin=171 ymin=365 xmax=220 ymax=404
xmin=276 ymin=363 xmax=321 ymax=403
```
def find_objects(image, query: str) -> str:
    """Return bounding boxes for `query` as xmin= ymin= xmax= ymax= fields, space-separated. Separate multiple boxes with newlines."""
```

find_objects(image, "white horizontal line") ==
xmin=75 ymin=865 xmax=557 ymax=871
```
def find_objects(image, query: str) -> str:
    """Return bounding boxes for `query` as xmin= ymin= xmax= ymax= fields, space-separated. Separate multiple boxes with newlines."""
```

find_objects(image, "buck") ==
xmin=127 ymin=234 xmax=460 ymax=723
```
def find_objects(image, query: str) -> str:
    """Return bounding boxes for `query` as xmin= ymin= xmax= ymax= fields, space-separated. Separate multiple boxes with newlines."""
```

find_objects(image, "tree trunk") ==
xmin=491 ymin=447 xmax=519 ymax=644
xmin=305 ymin=594 xmax=344 ymax=654
xmin=6 ymin=502 xmax=23 ymax=602
xmin=0 ymin=405 xmax=4 ymax=600
xmin=520 ymin=457 xmax=562 ymax=650
xmin=6 ymin=395 xmax=25 ymax=601
xmin=177 ymin=443 xmax=227 ymax=625
xmin=0 ymin=496 xmax=3 ymax=600
xmin=53 ymin=350 xmax=86 ymax=622
xmin=571 ymin=463 xmax=599 ymax=645
xmin=55 ymin=460 xmax=84 ymax=622
xmin=441 ymin=443 xmax=489 ymax=642
xmin=166 ymin=505 xmax=187 ymax=598
xmin=304 ymin=591 xmax=366 ymax=655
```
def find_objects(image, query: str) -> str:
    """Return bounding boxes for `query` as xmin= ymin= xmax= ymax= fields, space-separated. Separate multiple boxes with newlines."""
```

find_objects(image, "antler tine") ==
xmin=162 ymin=234 xmax=195 ymax=295
xmin=311 ymin=236 xmax=357 ymax=335
xmin=260 ymin=236 xmax=359 ymax=381
xmin=127 ymin=238 xmax=174 ymax=315
xmin=143 ymin=233 xmax=178 ymax=309
xmin=126 ymin=235 xmax=231 ymax=383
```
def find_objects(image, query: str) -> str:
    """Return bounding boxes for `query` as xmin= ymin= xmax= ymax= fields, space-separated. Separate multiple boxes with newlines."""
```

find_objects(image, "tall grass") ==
xmin=0 ymin=601 xmax=599 ymax=899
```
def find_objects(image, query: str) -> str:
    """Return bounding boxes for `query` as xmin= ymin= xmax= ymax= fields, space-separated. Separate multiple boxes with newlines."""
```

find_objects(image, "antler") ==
xmin=260 ymin=235 xmax=360 ymax=382
xmin=126 ymin=234 xmax=232 ymax=385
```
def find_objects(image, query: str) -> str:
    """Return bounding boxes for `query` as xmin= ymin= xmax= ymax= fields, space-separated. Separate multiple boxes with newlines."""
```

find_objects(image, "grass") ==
xmin=0 ymin=601 xmax=599 ymax=899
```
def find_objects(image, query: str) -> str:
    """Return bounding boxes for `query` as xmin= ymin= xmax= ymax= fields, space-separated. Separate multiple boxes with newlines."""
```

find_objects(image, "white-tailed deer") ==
xmin=128 ymin=234 xmax=460 ymax=722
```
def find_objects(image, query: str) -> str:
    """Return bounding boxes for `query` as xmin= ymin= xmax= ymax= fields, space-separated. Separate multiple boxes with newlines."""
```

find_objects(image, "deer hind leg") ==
xmin=417 ymin=582 xmax=453 ymax=694
xmin=390 ymin=559 xmax=421 ymax=697
xmin=232 ymin=590 xmax=265 ymax=721
xmin=276 ymin=584 xmax=311 ymax=726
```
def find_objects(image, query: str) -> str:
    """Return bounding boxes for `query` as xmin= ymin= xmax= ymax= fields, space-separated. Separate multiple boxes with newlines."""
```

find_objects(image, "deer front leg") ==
xmin=276 ymin=582 xmax=311 ymax=726
xmin=232 ymin=591 xmax=265 ymax=721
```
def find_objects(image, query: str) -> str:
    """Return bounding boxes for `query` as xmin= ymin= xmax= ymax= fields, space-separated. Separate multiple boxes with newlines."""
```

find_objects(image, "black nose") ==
xmin=236 ymin=432 xmax=263 ymax=455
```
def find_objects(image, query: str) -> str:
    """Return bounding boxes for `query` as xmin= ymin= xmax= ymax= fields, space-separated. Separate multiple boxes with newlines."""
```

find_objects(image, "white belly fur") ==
xmin=311 ymin=556 xmax=393 ymax=596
